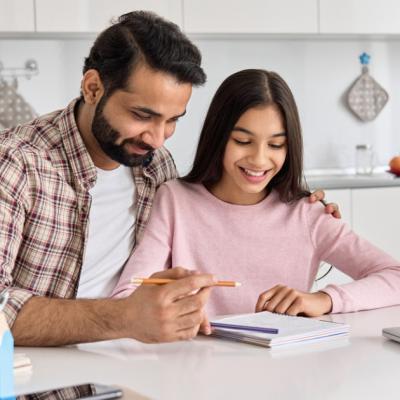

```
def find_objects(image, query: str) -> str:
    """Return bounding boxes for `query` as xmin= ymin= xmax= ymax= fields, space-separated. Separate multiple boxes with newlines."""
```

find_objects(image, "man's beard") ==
xmin=91 ymin=97 xmax=154 ymax=167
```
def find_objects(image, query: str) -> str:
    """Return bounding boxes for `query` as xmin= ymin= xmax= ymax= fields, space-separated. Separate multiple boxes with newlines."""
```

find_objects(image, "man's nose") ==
xmin=144 ymin=123 xmax=166 ymax=149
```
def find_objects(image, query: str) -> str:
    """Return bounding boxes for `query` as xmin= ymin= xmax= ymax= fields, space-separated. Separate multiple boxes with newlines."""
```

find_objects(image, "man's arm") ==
xmin=12 ymin=268 xmax=216 ymax=346
xmin=0 ymin=147 xmax=215 ymax=346
xmin=12 ymin=296 xmax=121 ymax=346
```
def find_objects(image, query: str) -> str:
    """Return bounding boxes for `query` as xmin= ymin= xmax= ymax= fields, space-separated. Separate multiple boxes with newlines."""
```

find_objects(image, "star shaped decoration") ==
xmin=359 ymin=52 xmax=371 ymax=65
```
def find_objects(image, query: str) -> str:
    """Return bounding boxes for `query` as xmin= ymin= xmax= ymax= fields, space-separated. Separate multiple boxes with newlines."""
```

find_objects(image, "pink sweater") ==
xmin=112 ymin=180 xmax=400 ymax=316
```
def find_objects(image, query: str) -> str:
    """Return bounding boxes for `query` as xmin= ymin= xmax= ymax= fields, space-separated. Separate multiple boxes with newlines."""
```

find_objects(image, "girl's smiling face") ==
xmin=211 ymin=104 xmax=287 ymax=205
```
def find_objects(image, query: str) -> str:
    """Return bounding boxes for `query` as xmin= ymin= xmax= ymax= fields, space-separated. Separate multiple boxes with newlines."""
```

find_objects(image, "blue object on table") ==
xmin=0 ymin=290 xmax=15 ymax=400
xmin=0 ymin=329 xmax=15 ymax=400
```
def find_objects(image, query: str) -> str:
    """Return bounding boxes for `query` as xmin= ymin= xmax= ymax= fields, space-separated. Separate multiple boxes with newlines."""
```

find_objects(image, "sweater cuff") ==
xmin=320 ymin=285 xmax=344 ymax=314
xmin=2 ymin=287 xmax=33 ymax=327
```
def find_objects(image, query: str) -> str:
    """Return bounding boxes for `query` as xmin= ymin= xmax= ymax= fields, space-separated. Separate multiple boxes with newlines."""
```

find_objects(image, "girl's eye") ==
xmin=269 ymin=143 xmax=286 ymax=149
xmin=233 ymin=139 xmax=250 ymax=145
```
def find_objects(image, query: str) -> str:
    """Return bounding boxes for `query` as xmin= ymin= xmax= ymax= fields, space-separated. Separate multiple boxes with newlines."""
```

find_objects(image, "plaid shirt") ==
xmin=0 ymin=99 xmax=178 ymax=326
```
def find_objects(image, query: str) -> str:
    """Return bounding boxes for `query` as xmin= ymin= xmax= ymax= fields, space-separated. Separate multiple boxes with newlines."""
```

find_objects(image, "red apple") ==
xmin=389 ymin=156 xmax=400 ymax=174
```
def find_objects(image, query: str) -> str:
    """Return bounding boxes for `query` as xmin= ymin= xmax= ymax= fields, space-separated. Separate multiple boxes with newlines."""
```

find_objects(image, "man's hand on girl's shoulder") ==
xmin=309 ymin=190 xmax=341 ymax=219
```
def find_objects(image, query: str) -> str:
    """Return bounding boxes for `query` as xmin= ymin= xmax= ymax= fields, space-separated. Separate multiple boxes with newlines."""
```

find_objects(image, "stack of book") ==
xmin=210 ymin=311 xmax=350 ymax=348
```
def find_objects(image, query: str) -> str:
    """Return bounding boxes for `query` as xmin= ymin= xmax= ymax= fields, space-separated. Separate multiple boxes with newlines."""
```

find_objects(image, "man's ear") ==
xmin=81 ymin=69 xmax=105 ymax=105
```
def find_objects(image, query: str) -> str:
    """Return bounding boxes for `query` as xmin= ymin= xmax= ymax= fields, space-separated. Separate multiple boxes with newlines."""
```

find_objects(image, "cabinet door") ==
xmin=352 ymin=187 xmax=400 ymax=260
xmin=0 ymin=0 xmax=34 ymax=32
xmin=35 ymin=0 xmax=182 ymax=33
xmin=313 ymin=189 xmax=353 ymax=290
xmin=320 ymin=0 xmax=400 ymax=34
xmin=183 ymin=0 xmax=318 ymax=34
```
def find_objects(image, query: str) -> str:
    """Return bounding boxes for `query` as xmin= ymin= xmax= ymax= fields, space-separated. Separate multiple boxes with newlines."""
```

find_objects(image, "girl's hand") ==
xmin=309 ymin=189 xmax=341 ymax=219
xmin=255 ymin=285 xmax=333 ymax=317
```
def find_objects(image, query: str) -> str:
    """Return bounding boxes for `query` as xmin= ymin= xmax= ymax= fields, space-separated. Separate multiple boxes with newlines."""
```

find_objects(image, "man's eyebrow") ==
xmin=133 ymin=107 xmax=187 ymax=119
xmin=133 ymin=107 xmax=162 ymax=117
xmin=233 ymin=126 xmax=287 ymax=137
xmin=174 ymin=109 xmax=187 ymax=119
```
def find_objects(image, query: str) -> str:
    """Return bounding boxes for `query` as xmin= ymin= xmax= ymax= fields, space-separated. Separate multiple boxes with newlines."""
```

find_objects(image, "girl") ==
xmin=112 ymin=69 xmax=400 ymax=317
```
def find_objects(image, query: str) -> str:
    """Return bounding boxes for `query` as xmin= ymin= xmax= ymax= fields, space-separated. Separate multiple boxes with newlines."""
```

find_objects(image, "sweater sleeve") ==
xmin=111 ymin=183 xmax=175 ymax=298
xmin=306 ymin=201 xmax=400 ymax=313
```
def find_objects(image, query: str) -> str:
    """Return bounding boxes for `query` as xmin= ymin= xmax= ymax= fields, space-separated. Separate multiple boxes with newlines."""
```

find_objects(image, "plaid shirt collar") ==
xmin=54 ymin=99 xmax=98 ymax=191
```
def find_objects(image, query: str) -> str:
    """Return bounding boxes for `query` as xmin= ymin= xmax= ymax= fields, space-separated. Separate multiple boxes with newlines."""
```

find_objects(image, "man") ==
xmin=0 ymin=11 xmax=337 ymax=346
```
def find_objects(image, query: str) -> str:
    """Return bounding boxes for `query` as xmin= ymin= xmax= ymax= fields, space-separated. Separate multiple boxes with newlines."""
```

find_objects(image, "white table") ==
xmin=13 ymin=306 xmax=400 ymax=400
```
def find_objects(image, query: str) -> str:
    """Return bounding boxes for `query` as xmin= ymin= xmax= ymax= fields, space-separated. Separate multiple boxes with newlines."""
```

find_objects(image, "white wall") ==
xmin=1 ymin=37 xmax=399 ymax=174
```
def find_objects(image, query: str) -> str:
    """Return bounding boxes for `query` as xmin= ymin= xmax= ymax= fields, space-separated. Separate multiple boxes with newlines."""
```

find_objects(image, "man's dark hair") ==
xmin=182 ymin=69 xmax=309 ymax=203
xmin=82 ymin=11 xmax=206 ymax=98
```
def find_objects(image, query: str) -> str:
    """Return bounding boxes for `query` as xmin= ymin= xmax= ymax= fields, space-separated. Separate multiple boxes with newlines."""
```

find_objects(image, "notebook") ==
xmin=210 ymin=311 xmax=350 ymax=348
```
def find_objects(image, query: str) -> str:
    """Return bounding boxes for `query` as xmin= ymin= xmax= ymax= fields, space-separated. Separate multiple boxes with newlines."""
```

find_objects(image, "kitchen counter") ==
xmin=305 ymin=171 xmax=400 ymax=190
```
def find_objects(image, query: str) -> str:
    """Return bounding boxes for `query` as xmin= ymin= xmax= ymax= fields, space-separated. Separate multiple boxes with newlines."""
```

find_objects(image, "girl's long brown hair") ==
xmin=182 ymin=69 xmax=309 ymax=202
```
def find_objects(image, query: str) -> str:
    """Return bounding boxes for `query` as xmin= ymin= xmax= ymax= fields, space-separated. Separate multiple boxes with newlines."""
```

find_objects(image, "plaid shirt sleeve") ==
xmin=0 ymin=143 xmax=34 ymax=327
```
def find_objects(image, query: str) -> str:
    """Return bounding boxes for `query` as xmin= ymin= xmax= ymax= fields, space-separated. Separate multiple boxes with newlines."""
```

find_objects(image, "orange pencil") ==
xmin=130 ymin=278 xmax=241 ymax=287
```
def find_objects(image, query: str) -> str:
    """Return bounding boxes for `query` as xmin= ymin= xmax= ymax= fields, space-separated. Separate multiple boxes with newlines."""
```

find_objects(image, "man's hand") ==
xmin=121 ymin=267 xmax=215 ymax=343
xmin=255 ymin=284 xmax=333 ymax=317
xmin=309 ymin=189 xmax=341 ymax=219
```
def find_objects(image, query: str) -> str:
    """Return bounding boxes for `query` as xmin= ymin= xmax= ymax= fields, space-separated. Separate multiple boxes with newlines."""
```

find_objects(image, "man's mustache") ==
xmin=122 ymin=138 xmax=155 ymax=153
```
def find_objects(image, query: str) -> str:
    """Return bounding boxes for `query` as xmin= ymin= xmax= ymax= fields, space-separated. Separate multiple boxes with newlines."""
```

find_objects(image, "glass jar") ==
xmin=355 ymin=144 xmax=374 ymax=175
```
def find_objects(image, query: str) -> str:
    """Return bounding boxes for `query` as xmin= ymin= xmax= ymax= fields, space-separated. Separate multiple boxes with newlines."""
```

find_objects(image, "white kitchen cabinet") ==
xmin=313 ymin=189 xmax=353 ymax=289
xmin=314 ymin=186 xmax=400 ymax=289
xmin=183 ymin=0 xmax=318 ymax=34
xmin=352 ymin=187 xmax=400 ymax=260
xmin=0 ymin=0 xmax=35 ymax=32
xmin=319 ymin=0 xmax=400 ymax=34
xmin=35 ymin=0 xmax=182 ymax=33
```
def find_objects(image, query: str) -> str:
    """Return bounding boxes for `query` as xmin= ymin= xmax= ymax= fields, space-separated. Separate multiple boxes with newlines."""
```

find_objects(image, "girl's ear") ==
xmin=81 ymin=69 xmax=105 ymax=105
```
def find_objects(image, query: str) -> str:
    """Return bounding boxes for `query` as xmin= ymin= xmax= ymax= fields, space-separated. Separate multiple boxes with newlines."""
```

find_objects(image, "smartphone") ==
xmin=16 ymin=383 xmax=123 ymax=400
xmin=382 ymin=326 xmax=400 ymax=344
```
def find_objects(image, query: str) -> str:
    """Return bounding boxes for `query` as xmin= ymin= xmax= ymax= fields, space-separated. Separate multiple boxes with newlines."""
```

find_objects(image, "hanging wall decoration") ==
xmin=0 ymin=59 xmax=38 ymax=129
xmin=347 ymin=52 xmax=389 ymax=122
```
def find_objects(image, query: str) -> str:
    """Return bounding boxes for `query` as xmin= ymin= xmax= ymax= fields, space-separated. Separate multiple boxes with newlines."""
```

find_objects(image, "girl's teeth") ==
xmin=244 ymin=168 xmax=265 ymax=177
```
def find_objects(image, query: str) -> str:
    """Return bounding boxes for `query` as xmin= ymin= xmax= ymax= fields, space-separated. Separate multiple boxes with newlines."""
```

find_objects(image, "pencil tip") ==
xmin=235 ymin=282 xmax=242 ymax=287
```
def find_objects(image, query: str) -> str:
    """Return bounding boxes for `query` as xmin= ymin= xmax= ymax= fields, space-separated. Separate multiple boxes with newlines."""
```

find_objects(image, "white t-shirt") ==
xmin=76 ymin=166 xmax=136 ymax=298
